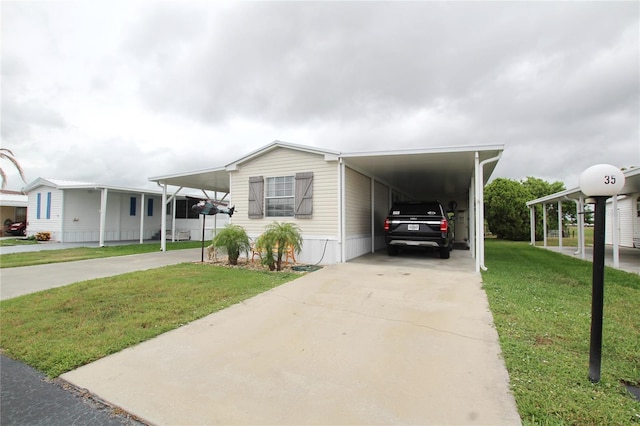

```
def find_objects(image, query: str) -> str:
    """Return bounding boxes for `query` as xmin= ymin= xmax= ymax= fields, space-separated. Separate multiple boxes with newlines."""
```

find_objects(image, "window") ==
xmin=147 ymin=198 xmax=154 ymax=217
xmin=249 ymin=172 xmax=313 ymax=219
xmin=130 ymin=197 xmax=137 ymax=216
xmin=637 ymin=197 xmax=640 ymax=217
xmin=36 ymin=193 xmax=41 ymax=219
xmin=266 ymin=176 xmax=295 ymax=217
xmin=175 ymin=199 xmax=200 ymax=219
xmin=46 ymin=192 xmax=51 ymax=219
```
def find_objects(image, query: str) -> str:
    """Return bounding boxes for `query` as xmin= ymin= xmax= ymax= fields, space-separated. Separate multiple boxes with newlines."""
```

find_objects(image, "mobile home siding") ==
xmin=230 ymin=147 xmax=340 ymax=264
xmin=606 ymin=196 xmax=634 ymax=248
xmin=345 ymin=167 xmax=372 ymax=260
xmin=26 ymin=186 xmax=64 ymax=240
xmin=231 ymin=148 xmax=339 ymax=236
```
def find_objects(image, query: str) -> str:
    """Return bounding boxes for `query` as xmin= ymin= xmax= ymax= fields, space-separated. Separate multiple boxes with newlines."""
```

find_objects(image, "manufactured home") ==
xmin=22 ymin=178 xmax=229 ymax=244
xmin=150 ymin=141 xmax=504 ymax=271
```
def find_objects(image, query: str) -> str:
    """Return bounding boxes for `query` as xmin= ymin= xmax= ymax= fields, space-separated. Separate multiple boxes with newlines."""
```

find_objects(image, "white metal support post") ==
xmin=161 ymin=183 xmax=167 ymax=252
xmin=612 ymin=196 xmax=619 ymax=268
xmin=558 ymin=201 xmax=563 ymax=250
xmin=99 ymin=188 xmax=108 ymax=247
xmin=530 ymin=206 xmax=536 ymax=245
xmin=543 ymin=203 xmax=547 ymax=247
xmin=139 ymin=193 xmax=145 ymax=244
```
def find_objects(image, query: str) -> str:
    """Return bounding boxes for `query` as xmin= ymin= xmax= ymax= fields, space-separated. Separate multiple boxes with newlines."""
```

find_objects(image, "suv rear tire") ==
xmin=387 ymin=245 xmax=399 ymax=256
xmin=439 ymin=246 xmax=451 ymax=259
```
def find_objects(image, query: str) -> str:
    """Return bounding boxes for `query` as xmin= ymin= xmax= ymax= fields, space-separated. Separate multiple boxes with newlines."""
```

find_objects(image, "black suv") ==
xmin=384 ymin=201 xmax=454 ymax=259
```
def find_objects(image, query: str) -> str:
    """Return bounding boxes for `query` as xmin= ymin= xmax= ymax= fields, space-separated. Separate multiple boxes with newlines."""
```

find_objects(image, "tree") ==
xmin=484 ymin=178 xmax=532 ymax=240
xmin=211 ymin=224 xmax=251 ymax=265
xmin=256 ymin=222 xmax=303 ymax=271
xmin=521 ymin=176 xmax=574 ymax=231
xmin=0 ymin=148 xmax=27 ymax=189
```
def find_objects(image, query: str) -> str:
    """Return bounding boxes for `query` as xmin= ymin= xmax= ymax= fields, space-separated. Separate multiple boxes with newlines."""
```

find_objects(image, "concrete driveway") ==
xmin=62 ymin=249 xmax=521 ymax=425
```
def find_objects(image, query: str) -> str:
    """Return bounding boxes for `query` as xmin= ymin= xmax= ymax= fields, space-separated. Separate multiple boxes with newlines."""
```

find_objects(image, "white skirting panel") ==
xmin=345 ymin=234 xmax=372 ymax=261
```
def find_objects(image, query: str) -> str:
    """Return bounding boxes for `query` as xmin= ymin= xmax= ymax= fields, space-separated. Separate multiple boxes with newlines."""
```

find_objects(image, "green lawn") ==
xmin=0 ymin=241 xmax=203 ymax=268
xmin=482 ymin=240 xmax=639 ymax=425
xmin=0 ymin=263 xmax=299 ymax=377
xmin=0 ymin=238 xmax=39 ymax=247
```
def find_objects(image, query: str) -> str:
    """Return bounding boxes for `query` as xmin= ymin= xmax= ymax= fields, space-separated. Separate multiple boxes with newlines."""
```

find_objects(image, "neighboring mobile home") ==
xmin=0 ymin=190 xmax=28 ymax=236
xmin=526 ymin=166 xmax=640 ymax=268
xmin=150 ymin=141 xmax=504 ymax=271
xmin=22 ymin=178 xmax=228 ymax=244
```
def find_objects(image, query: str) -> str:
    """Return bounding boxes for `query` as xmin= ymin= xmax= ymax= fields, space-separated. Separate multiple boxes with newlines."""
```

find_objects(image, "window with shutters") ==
xmin=249 ymin=172 xmax=313 ymax=219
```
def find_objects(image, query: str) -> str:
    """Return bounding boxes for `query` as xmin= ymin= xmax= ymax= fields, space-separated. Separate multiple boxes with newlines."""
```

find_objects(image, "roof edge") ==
xmin=340 ymin=143 xmax=504 ymax=158
xmin=229 ymin=140 xmax=341 ymax=167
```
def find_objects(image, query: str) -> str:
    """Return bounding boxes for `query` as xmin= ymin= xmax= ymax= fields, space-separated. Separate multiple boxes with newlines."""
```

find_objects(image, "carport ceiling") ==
xmin=341 ymin=146 xmax=503 ymax=200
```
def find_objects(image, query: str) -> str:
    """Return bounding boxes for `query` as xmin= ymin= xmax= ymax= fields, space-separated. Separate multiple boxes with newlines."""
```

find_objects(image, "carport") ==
xmin=526 ymin=166 xmax=640 ymax=269
xmin=150 ymin=142 xmax=504 ymax=272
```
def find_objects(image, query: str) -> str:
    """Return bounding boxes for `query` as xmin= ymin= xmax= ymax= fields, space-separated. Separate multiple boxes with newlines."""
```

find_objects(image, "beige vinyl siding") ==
xmin=345 ymin=167 xmax=371 ymax=237
xmin=230 ymin=147 xmax=339 ymax=237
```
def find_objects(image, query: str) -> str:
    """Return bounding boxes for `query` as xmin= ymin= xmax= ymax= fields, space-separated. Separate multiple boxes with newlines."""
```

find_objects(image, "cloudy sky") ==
xmin=2 ymin=1 xmax=638 ymax=192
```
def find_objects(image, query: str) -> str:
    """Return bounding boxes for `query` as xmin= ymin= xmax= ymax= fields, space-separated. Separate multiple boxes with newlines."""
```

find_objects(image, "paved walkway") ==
xmin=0 ymin=248 xmax=202 ymax=300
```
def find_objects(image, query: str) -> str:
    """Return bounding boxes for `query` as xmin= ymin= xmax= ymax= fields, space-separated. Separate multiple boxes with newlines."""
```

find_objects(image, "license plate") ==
xmin=407 ymin=224 xmax=420 ymax=231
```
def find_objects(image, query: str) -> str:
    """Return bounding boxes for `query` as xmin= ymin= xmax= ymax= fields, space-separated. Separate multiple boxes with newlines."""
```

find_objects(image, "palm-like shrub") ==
xmin=211 ymin=224 xmax=251 ymax=265
xmin=256 ymin=222 xmax=303 ymax=271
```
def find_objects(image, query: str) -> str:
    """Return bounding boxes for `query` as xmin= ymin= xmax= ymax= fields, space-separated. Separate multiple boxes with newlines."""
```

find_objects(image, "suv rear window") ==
xmin=389 ymin=202 xmax=442 ymax=216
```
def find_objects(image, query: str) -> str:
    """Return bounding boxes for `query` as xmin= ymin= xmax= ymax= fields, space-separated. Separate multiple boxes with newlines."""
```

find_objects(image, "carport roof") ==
xmin=149 ymin=141 xmax=504 ymax=198
xmin=526 ymin=167 xmax=640 ymax=206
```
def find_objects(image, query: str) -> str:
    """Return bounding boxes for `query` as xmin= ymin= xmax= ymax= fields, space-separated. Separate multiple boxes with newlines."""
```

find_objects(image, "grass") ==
xmin=482 ymin=240 xmax=640 ymax=425
xmin=0 ymin=241 xmax=204 ymax=268
xmin=0 ymin=263 xmax=299 ymax=377
xmin=0 ymin=237 xmax=39 ymax=247
xmin=535 ymin=225 xmax=594 ymax=247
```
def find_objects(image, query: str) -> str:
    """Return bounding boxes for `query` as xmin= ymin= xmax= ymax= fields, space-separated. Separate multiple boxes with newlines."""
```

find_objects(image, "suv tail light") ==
xmin=440 ymin=218 xmax=448 ymax=232
xmin=384 ymin=218 xmax=390 ymax=231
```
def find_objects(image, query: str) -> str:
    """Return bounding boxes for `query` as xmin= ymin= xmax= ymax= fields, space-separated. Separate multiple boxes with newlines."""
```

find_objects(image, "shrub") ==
xmin=210 ymin=225 xmax=251 ymax=265
xmin=256 ymin=222 xmax=302 ymax=271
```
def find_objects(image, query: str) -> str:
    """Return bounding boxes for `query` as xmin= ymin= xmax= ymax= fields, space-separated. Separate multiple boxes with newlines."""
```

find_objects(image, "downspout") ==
xmin=476 ymin=151 xmax=503 ymax=272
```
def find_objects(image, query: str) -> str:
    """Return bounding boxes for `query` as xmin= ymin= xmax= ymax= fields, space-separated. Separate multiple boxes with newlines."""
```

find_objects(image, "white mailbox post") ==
xmin=579 ymin=164 xmax=625 ymax=383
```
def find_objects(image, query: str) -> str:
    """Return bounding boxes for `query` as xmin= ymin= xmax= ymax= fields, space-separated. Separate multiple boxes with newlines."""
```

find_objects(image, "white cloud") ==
xmin=1 ymin=1 xmax=638 ymax=192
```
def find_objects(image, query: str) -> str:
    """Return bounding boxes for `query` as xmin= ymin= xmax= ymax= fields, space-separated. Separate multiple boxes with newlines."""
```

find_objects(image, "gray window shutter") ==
xmin=248 ymin=176 xmax=264 ymax=218
xmin=295 ymin=172 xmax=313 ymax=218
